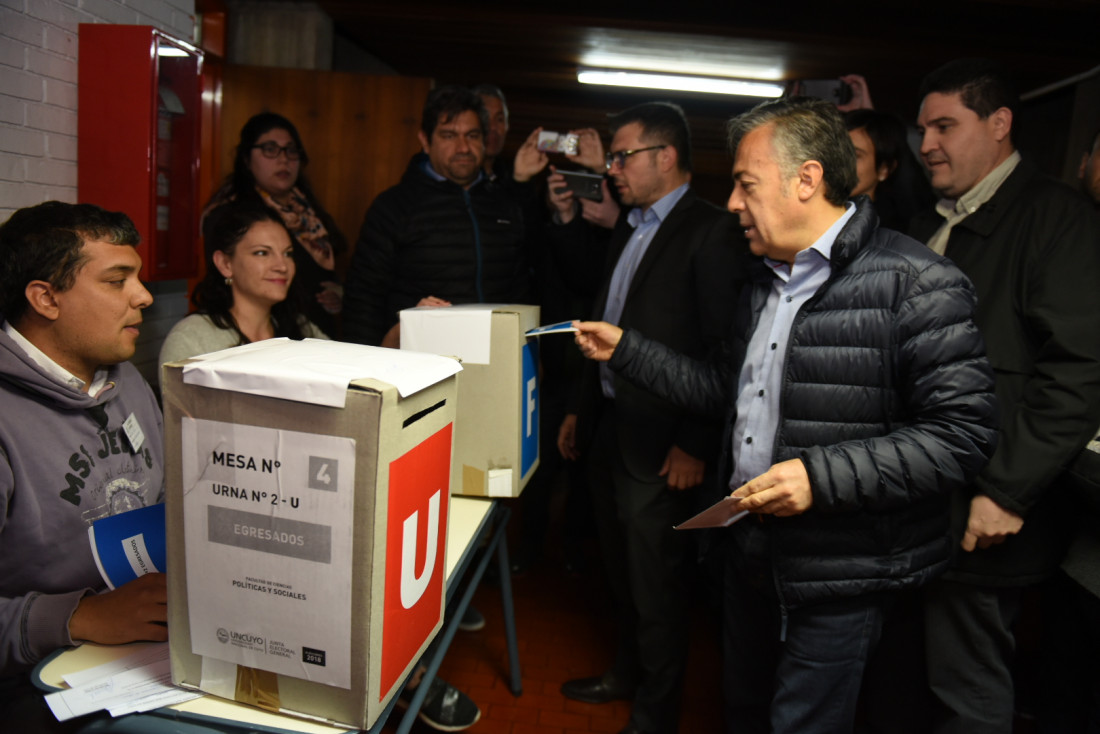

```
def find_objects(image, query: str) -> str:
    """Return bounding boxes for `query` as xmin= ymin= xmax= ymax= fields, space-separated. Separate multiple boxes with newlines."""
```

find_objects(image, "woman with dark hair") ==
xmin=206 ymin=112 xmax=346 ymax=337
xmin=843 ymin=109 xmax=935 ymax=231
xmin=160 ymin=203 xmax=327 ymax=366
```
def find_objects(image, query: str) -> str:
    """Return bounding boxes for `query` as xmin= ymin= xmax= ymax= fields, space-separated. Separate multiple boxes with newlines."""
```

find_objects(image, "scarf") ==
xmin=257 ymin=186 xmax=335 ymax=271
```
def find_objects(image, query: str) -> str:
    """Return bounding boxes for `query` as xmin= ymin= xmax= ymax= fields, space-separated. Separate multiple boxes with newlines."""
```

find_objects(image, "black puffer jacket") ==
xmin=609 ymin=198 xmax=998 ymax=609
xmin=343 ymin=154 xmax=530 ymax=345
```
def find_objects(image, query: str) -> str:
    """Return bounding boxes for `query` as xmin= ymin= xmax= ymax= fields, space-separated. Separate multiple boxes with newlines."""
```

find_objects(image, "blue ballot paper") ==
xmin=525 ymin=320 xmax=580 ymax=336
xmin=88 ymin=503 xmax=166 ymax=589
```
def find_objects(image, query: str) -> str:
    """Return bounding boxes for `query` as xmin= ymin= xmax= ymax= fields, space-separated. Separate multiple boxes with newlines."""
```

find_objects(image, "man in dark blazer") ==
xmin=548 ymin=102 xmax=742 ymax=734
xmin=911 ymin=59 xmax=1100 ymax=733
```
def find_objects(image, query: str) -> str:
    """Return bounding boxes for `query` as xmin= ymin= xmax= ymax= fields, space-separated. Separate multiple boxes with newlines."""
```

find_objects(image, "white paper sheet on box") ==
xmin=181 ymin=338 xmax=461 ymax=407
xmin=400 ymin=304 xmax=500 ymax=365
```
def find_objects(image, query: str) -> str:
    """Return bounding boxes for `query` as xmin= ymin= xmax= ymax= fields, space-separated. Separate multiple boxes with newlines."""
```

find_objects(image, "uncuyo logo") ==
xmin=216 ymin=627 xmax=266 ymax=649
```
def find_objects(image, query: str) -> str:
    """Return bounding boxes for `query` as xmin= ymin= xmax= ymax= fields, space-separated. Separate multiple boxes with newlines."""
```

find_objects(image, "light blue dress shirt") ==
xmin=600 ymin=183 xmax=690 ymax=398
xmin=729 ymin=204 xmax=855 ymax=489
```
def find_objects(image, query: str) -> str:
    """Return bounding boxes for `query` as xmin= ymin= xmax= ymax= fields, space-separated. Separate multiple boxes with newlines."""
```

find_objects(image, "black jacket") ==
xmin=910 ymin=159 xmax=1100 ymax=585
xmin=609 ymin=198 xmax=998 ymax=609
xmin=343 ymin=154 xmax=530 ymax=345
xmin=548 ymin=188 xmax=744 ymax=476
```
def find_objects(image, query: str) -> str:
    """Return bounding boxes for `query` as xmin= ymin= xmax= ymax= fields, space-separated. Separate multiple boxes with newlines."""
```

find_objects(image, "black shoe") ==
xmin=399 ymin=676 xmax=481 ymax=731
xmin=560 ymin=673 xmax=634 ymax=704
xmin=458 ymin=606 xmax=485 ymax=632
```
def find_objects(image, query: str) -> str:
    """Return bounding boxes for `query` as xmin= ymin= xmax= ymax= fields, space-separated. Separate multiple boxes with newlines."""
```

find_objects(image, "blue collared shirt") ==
xmin=600 ymin=183 xmax=690 ymax=398
xmin=422 ymin=159 xmax=485 ymax=188
xmin=729 ymin=204 xmax=855 ymax=489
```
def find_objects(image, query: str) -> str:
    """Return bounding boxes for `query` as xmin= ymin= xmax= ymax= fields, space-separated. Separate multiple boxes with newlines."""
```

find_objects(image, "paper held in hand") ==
xmin=675 ymin=496 xmax=748 ymax=530
xmin=525 ymin=320 xmax=580 ymax=337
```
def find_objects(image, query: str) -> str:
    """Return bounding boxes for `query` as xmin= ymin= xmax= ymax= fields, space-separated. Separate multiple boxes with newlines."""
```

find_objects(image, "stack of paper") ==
xmin=45 ymin=643 xmax=200 ymax=721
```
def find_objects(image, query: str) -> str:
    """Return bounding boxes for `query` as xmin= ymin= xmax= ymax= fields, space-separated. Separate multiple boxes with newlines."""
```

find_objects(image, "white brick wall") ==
xmin=0 ymin=0 xmax=196 ymax=221
xmin=1 ymin=0 xmax=198 ymax=387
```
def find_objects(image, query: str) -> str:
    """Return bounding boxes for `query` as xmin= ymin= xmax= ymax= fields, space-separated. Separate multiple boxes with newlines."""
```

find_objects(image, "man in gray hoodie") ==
xmin=0 ymin=202 xmax=167 ymax=727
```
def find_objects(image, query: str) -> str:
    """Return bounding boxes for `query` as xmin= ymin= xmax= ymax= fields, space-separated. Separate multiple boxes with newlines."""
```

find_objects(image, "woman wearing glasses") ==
xmin=205 ymin=113 xmax=346 ymax=337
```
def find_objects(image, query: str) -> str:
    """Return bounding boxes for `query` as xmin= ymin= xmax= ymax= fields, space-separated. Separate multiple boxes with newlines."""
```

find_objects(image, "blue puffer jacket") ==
xmin=609 ymin=198 xmax=999 ymax=609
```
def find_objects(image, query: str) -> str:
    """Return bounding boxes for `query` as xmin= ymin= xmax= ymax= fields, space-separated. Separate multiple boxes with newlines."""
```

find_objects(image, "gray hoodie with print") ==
xmin=0 ymin=329 xmax=164 ymax=677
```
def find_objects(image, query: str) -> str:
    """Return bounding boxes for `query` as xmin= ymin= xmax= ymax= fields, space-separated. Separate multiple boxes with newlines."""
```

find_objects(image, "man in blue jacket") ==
xmin=570 ymin=97 xmax=999 ymax=734
xmin=343 ymin=85 xmax=545 ymax=347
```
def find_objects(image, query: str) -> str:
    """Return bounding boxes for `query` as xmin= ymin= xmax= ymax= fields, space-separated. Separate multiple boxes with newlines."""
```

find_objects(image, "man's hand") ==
xmin=659 ymin=445 xmax=705 ymax=490
xmin=317 ymin=281 xmax=343 ymax=315
xmin=837 ymin=74 xmax=874 ymax=111
xmin=381 ymin=297 xmax=451 ymax=348
xmin=68 ymin=572 xmax=168 ymax=645
xmin=579 ymin=180 xmax=620 ymax=230
xmin=565 ymin=128 xmax=606 ymax=172
xmin=961 ymin=495 xmax=1024 ymax=552
xmin=558 ymin=413 xmax=580 ymax=460
xmin=574 ymin=321 xmax=623 ymax=361
xmin=381 ymin=322 xmax=401 ymax=349
xmin=547 ymin=166 xmax=578 ymax=224
xmin=732 ymin=459 xmax=813 ymax=517
xmin=416 ymin=295 xmax=452 ymax=308
xmin=513 ymin=127 xmax=549 ymax=183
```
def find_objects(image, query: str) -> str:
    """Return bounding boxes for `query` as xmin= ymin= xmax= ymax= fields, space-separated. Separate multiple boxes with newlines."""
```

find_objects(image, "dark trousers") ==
xmin=1039 ymin=571 xmax=1100 ymax=733
xmin=514 ymin=381 xmax=591 ymax=567
xmin=924 ymin=578 xmax=1023 ymax=734
xmin=589 ymin=411 xmax=694 ymax=734
xmin=856 ymin=588 xmax=933 ymax=734
xmin=723 ymin=539 xmax=893 ymax=734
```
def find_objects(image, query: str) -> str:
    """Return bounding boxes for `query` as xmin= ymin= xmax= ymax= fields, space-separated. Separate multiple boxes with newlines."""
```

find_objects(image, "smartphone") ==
xmin=788 ymin=79 xmax=853 ymax=105
xmin=556 ymin=169 xmax=604 ymax=202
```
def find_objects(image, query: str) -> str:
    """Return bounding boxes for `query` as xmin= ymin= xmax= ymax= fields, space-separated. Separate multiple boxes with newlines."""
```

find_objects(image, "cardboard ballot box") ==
xmin=401 ymin=304 xmax=540 ymax=498
xmin=162 ymin=339 xmax=461 ymax=730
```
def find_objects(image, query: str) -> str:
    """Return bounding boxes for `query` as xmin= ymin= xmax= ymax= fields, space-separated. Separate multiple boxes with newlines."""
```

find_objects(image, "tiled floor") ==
xmin=390 ymin=507 xmax=724 ymax=734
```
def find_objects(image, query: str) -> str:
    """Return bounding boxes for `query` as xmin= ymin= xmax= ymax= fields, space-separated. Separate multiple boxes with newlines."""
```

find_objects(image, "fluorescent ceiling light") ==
xmin=578 ymin=68 xmax=784 ymax=98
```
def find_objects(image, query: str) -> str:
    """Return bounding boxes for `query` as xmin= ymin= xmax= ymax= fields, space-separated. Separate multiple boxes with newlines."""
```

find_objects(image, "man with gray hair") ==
xmin=472 ymin=83 xmax=511 ymax=179
xmin=569 ymin=97 xmax=998 ymax=733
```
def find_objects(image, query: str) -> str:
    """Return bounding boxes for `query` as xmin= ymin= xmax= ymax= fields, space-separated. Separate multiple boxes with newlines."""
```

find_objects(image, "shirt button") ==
xmin=758 ymin=389 xmax=764 ymax=397
xmin=746 ymin=437 xmax=753 ymax=444
xmin=786 ymin=295 xmax=793 ymax=302
xmin=770 ymin=343 xmax=777 ymax=350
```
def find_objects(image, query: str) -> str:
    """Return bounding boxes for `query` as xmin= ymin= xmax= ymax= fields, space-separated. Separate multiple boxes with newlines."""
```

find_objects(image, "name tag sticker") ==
xmin=122 ymin=412 xmax=145 ymax=453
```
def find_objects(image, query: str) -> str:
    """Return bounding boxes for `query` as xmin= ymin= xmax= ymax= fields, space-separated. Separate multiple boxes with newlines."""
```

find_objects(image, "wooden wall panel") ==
xmin=217 ymin=65 xmax=432 ymax=267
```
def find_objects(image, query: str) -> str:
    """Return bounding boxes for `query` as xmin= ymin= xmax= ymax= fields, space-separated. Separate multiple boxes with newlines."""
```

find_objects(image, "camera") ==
xmin=537 ymin=131 xmax=580 ymax=155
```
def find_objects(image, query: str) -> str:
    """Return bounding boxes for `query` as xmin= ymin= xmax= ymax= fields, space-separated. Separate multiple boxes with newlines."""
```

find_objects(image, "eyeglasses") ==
xmin=252 ymin=141 xmax=303 ymax=160
xmin=605 ymin=145 xmax=667 ymax=171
